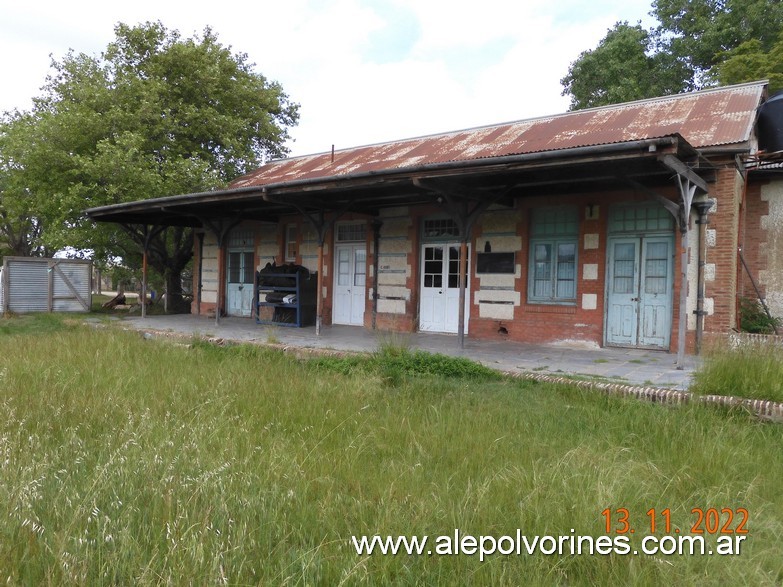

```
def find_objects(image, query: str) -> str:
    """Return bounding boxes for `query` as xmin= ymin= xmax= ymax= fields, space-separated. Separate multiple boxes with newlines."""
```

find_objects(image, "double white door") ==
xmin=419 ymin=244 xmax=470 ymax=333
xmin=333 ymin=245 xmax=366 ymax=325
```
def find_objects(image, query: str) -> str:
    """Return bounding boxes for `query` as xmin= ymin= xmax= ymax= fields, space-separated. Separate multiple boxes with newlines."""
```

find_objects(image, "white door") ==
xmin=419 ymin=243 xmax=470 ymax=333
xmin=333 ymin=245 xmax=366 ymax=325
xmin=226 ymin=250 xmax=254 ymax=317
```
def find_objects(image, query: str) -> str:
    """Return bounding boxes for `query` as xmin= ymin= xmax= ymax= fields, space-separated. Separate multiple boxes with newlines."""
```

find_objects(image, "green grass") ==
xmin=691 ymin=341 xmax=783 ymax=404
xmin=0 ymin=314 xmax=782 ymax=584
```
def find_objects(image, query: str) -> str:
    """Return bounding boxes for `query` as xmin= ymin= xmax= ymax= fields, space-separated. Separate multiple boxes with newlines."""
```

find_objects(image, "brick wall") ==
xmin=703 ymin=167 xmax=743 ymax=333
xmin=190 ymin=184 xmax=733 ymax=355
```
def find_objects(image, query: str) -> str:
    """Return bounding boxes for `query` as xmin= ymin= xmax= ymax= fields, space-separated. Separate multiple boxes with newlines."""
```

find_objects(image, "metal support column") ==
xmin=675 ymin=175 xmax=698 ymax=368
xmin=693 ymin=199 xmax=714 ymax=354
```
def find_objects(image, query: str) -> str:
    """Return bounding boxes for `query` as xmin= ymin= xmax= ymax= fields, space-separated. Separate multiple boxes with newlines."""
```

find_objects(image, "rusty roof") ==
xmin=232 ymin=81 xmax=766 ymax=190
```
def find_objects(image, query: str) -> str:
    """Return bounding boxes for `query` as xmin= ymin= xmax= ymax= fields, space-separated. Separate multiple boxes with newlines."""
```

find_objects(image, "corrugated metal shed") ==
xmin=0 ymin=257 xmax=92 ymax=314
xmin=232 ymin=81 xmax=765 ymax=190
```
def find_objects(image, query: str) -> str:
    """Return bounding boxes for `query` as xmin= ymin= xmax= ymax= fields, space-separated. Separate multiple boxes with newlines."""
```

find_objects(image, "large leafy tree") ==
xmin=653 ymin=0 xmax=783 ymax=86
xmin=715 ymin=33 xmax=783 ymax=93
xmin=562 ymin=0 xmax=783 ymax=110
xmin=12 ymin=21 xmax=298 ymax=310
xmin=560 ymin=22 xmax=689 ymax=110
xmin=0 ymin=113 xmax=52 ymax=257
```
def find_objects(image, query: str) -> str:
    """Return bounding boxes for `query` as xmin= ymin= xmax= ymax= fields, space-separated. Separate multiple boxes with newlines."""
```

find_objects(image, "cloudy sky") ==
xmin=0 ymin=0 xmax=655 ymax=158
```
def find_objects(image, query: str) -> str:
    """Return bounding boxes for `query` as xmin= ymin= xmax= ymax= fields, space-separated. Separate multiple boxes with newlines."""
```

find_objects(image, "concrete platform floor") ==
xmin=109 ymin=314 xmax=700 ymax=391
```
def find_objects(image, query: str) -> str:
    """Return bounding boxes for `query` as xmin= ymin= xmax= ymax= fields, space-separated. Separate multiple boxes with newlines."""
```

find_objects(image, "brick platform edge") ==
xmin=133 ymin=328 xmax=783 ymax=424
xmin=512 ymin=372 xmax=783 ymax=424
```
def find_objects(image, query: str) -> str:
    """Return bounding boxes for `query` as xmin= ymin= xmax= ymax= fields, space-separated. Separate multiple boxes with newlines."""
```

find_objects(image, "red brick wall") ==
xmin=739 ymin=179 xmax=769 ymax=303
xmin=191 ymin=177 xmax=748 ymax=356
xmin=704 ymin=167 xmax=742 ymax=333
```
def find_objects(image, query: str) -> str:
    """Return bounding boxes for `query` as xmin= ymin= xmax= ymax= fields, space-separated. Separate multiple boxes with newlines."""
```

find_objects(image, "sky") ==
xmin=0 ymin=0 xmax=657 ymax=158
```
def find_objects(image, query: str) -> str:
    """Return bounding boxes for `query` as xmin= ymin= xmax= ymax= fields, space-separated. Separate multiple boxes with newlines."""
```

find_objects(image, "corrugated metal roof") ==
xmin=232 ymin=81 xmax=766 ymax=189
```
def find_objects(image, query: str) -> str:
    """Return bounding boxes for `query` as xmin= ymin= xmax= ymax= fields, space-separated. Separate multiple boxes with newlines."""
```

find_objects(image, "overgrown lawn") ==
xmin=691 ymin=341 xmax=783 ymax=404
xmin=1 ymin=314 xmax=782 ymax=585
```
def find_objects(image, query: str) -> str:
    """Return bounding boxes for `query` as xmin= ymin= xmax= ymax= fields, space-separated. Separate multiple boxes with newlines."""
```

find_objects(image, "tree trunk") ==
xmin=165 ymin=270 xmax=190 ymax=314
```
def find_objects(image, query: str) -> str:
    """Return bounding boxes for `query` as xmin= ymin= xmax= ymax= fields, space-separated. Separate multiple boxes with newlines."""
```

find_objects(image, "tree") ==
xmin=0 ymin=113 xmax=52 ymax=258
xmin=562 ymin=0 xmax=783 ymax=110
xmin=561 ymin=22 xmax=690 ymax=110
xmin=653 ymin=0 xmax=783 ymax=86
xmin=715 ymin=34 xmax=783 ymax=93
xmin=16 ymin=21 xmax=299 ymax=310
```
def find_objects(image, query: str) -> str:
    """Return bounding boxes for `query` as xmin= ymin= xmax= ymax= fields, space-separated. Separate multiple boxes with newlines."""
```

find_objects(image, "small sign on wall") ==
xmin=476 ymin=252 xmax=516 ymax=274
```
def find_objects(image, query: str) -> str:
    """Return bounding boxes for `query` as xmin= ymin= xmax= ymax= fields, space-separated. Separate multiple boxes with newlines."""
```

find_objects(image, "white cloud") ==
xmin=0 ymin=0 xmax=658 ymax=157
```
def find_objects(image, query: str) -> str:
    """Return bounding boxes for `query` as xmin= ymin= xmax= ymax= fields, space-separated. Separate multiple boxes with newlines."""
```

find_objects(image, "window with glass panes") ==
xmin=528 ymin=207 xmax=578 ymax=303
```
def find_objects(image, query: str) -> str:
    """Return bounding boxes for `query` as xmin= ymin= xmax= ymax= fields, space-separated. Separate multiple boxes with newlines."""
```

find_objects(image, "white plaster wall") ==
xmin=474 ymin=208 xmax=522 ymax=320
xmin=474 ymin=289 xmax=521 ymax=305
xmin=582 ymin=293 xmax=597 ymax=310
xmin=299 ymin=223 xmax=321 ymax=272
xmin=200 ymin=231 xmax=219 ymax=304
xmin=759 ymin=181 xmax=783 ymax=319
xmin=378 ymin=298 xmax=406 ymax=314
xmin=376 ymin=207 xmax=412 ymax=314
xmin=257 ymin=228 xmax=278 ymax=266
xmin=478 ymin=303 xmax=515 ymax=320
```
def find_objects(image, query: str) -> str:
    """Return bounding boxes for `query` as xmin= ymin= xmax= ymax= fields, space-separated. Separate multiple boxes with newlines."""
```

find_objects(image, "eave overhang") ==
xmin=86 ymin=134 xmax=709 ymax=228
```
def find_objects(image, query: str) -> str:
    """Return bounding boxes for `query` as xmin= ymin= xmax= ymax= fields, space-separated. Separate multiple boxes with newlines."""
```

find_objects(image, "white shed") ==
xmin=0 ymin=257 xmax=92 ymax=314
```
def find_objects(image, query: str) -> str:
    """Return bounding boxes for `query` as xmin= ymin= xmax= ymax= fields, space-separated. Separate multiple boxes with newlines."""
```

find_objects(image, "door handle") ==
xmin=238 ymin=285 xmax=244 ymax=291
xmin=631 ymin=297 xmax=639 ymax=302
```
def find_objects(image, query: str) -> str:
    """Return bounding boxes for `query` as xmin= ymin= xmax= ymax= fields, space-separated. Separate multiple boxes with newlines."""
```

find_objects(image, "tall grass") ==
xmin=0 ymin=314 xmax=782 ymax=584
xmin=691 ymin=340 xmax=783 ymax=403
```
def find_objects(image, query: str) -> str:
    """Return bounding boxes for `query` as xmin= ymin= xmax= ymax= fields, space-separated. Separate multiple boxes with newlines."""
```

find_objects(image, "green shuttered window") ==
xmin=528 ymin=207 xmax=578 ymax=304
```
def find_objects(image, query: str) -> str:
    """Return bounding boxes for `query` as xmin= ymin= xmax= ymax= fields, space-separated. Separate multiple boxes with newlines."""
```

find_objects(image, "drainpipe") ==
xmin=693 ymin=199 xmax=714 ymax=354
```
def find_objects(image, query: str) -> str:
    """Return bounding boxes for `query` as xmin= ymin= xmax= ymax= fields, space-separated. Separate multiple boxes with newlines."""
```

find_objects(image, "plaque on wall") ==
xmin=476 ymin=252 xmax=515 ymax=274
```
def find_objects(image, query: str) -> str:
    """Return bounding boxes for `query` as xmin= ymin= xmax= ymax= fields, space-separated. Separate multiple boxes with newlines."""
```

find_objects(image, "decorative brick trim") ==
xmin=509 ymin=371 xmax=783 ymax=423
xmin=523 ymin=304 xmax=577 ymax=314
xmin=729 ymin=332 xmax=783 ymax=346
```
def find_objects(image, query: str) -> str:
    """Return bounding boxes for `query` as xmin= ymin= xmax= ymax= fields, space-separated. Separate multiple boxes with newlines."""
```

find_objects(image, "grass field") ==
xmin=1 ymin=313 xmax=782 ymax=585
xmin=690 ymin=340 xmax=783 ymax=404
